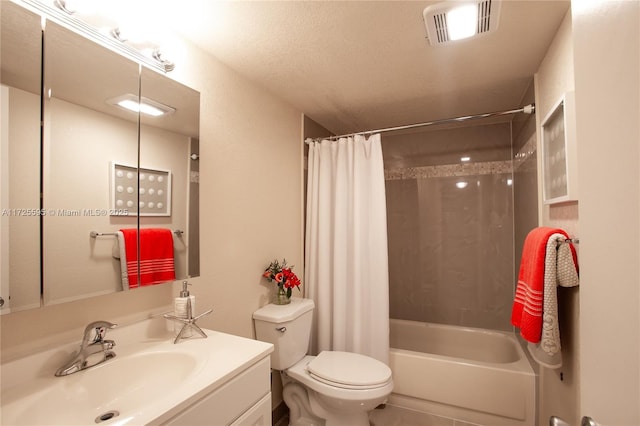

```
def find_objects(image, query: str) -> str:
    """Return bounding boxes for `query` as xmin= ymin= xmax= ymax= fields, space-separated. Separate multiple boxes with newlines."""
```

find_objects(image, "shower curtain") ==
xmin=304 ymin=134 xmax=390 ymax=364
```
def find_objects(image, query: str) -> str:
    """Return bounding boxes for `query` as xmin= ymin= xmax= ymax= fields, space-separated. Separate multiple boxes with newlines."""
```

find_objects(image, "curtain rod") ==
xmin=305 ymin=104 xmax=535 ymax=144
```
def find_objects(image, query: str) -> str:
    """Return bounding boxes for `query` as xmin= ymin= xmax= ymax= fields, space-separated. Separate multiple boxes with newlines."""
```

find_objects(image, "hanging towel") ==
xmin=511 ymin=227 xmax=579 ymax=341
xmin=526 ymin=233 xmax=579 ymax=368
xmin=511 ymin=227 xmax=559 ymax=341
xmin=119 ymin=228 xmax=176 ymax=288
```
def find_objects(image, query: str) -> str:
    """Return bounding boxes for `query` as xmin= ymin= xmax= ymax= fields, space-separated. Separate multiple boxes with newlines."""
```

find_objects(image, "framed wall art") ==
xmin=541 ymin=92 xmax=578 ymax=204
xmin=111 ymin=162 xmax=172 ymax=216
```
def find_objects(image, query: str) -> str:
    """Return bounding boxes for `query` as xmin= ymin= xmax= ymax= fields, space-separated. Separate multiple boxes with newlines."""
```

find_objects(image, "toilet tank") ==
xmin=253 ymin=297 xmax=314 ymax=370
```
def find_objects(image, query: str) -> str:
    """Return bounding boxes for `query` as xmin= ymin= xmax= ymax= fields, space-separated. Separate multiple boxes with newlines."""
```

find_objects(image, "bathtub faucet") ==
xmin=55 ymin=320 xmax=117 ymax=377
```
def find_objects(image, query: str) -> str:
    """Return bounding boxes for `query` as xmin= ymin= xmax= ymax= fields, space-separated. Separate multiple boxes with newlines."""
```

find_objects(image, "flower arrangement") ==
xmin=263 ymin=258 xmax=301 ymax=300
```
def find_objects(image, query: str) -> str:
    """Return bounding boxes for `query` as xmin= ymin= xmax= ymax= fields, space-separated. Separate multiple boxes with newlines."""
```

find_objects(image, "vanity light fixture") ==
xmin=52 ymin=0 xmax=75 ymax=14
xmin=152 ymin=49 xmax=176 ymax=72
xmin=423 ymin=1 xmax=502 ymax=46
xmin=107 ymin=94 xmax=175 ymax=117
xmin=460 ymin=156 xmax=471 ymax=162
xmin=44 ymin=0 xmax=175 ymax=72
xmin=110 ymin=27 xmax=127 ymax=42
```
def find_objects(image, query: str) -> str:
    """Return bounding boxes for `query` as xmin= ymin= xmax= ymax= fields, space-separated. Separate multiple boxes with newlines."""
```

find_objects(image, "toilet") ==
xmin=253 ymin=297 xmax=393 ymax=426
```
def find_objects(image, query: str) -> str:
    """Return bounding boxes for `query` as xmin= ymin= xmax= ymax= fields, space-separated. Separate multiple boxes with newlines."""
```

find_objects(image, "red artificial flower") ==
xmin=263 ymin=259 xmax=301 ymax=296
xmin=282 ymin=268 xmax=301 ymax=289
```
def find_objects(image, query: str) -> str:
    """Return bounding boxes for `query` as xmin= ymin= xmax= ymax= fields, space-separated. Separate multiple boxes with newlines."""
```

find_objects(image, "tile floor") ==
xmin=369 ymin=404 xmax=479 ymax=426
xmin=276 ymin=404 xmax=480 ymax=426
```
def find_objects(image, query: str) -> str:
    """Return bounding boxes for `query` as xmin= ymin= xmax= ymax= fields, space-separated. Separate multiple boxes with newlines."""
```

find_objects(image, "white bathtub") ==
xmin=388 ymin=319 xmax=536 ymax=426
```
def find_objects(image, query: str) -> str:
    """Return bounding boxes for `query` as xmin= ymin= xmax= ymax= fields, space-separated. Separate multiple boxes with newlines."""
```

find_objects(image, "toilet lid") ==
xmin=306 ymin=351 xmax=392 ymax=388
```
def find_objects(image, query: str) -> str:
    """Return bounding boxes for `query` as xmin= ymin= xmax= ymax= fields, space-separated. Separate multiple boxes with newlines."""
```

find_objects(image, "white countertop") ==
xmin=0 ymin=316 xmax=273 ymax=425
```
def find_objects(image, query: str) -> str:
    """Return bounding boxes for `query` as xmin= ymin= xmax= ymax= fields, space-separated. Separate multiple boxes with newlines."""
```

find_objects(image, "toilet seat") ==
xmin=306 ymin=351 xmax=392 ymax=390
xmin=286 ymin=354 xmax=394 ymax=402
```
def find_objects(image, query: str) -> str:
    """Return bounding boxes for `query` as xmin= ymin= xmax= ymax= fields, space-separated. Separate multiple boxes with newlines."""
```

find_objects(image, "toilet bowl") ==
xmin=286 ymin=353 xmax=393 ymax=426
xmin=253 ymin=298 xmax=393 ymax=426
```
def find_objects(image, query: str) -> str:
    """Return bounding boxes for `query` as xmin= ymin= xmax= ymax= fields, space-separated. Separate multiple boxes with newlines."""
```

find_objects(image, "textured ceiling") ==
xmin=161 ymin=1 xmax=570 ymax=135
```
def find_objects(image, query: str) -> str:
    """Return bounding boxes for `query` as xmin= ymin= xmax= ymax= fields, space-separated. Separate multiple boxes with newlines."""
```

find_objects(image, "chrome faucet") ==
xmin=55 ymin=320 xmax=117 ymax=377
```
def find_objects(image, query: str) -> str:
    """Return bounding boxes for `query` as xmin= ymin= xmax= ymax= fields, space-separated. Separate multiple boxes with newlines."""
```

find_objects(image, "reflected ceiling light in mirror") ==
xmin=460 ymin=156 xmax=471 ymax=162
xmin=108 ymin=94 xmax=175 ymax=117
xmin=456 ymin=181 xmax=468 ymax=189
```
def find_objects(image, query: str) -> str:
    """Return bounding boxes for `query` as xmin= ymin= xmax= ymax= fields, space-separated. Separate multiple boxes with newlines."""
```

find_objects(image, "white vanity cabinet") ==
xmin=162 ymin=357 xmax=272 ymax=426
xmin=0 ymin=318 xmax=274 ymax=426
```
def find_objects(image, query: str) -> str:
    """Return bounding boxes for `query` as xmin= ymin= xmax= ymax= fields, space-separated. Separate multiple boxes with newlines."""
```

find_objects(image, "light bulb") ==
xmin=447 ymin=4 xmax=478 ymax=41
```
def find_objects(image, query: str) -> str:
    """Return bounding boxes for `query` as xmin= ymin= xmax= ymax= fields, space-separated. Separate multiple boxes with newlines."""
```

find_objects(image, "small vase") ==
xmin=274 ymin=287 xmax=291 ymax=305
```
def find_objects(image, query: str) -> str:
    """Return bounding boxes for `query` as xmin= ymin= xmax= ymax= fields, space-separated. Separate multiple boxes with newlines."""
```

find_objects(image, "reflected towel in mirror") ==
xmin=118 ymin=228 xmax=176 ymax=289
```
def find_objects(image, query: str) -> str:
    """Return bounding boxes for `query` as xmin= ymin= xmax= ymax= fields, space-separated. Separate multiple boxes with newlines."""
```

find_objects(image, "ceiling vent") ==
xmin=423 ymin=1 xmax=502 ymax=46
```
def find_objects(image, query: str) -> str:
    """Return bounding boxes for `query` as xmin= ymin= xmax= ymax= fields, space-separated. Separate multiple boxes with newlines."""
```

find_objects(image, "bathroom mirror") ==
xmin=1 ymin=1 xmax=43 ymax=312
xmin=42 ymin=20 xmax=142 ymax=304
xmin=0 ymin=2 xmax=200 ymax=312
xmin=138 ymin=67 xmax=200 ymax=280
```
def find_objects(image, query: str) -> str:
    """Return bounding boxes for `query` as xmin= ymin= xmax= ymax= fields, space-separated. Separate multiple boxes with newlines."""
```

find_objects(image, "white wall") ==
xmin=5 ymin=86 xmax=41 ymax=312
xmin=1 ymin=86 xmax=10 ymax=314
xmin=169 ymin=33 xmax=304 ymax=339
xmin=572 ymin=1 xmax=640 ymax=424
xmin=533 ymin=10 xmax=580 ymax=425
xmin=533 ymin=2 xmax=640 ymax=425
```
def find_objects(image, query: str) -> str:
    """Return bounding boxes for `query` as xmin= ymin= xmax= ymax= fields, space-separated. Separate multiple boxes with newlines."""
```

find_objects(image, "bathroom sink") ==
xmin=1 ymin=316 xmax=273 ymax=425
xmin=10 ymin=351 xmax=199 ymax=425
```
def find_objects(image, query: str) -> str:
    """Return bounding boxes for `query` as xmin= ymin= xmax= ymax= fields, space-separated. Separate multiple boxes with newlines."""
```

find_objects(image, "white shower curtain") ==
xmin=304 ymin=134 xmax=390 ymax=364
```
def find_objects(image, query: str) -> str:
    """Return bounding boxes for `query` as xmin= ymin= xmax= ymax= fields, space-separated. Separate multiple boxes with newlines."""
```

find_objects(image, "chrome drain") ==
xmin=95 ymin=410 xmax=119 ymax=423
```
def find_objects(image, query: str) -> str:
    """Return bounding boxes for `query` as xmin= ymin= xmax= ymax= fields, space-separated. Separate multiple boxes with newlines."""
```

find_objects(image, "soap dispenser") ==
xmin=174 ymin=281 xmax=196 ymax=336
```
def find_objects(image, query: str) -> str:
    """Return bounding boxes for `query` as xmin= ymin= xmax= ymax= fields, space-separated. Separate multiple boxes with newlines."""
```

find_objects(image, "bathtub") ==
xmin=388 ymin=319 xmax=536 ymax=426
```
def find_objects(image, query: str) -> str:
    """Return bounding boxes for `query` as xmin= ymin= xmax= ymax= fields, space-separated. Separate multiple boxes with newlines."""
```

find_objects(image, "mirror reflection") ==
xmin=42 ymin=20 xmax=141 ymax=304
xmin=139 ymin=68 xmax=200 ymax=279
xmin=0 ymin=2 xmax=200 ymax=312
xmin=1 ymin=1 xmax=43 ymax=312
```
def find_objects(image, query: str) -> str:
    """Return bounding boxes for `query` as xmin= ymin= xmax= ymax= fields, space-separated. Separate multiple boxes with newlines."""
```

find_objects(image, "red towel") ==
xmin=120 ymin=228 xmax=176 ymax=288
xmin=511 ymin=227 xmax=569 ymax=343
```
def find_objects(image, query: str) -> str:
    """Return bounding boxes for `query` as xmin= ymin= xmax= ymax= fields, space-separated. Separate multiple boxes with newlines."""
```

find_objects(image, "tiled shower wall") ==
xmin=383 ymin=122 xmax=518 ymax=331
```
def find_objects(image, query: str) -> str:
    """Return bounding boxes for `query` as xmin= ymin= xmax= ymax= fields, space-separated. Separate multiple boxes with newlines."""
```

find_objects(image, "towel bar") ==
xmin=561 ymin=238 xmax=579 ymax=244
xmin=90 ymin=230 xmax=184 ymax=238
